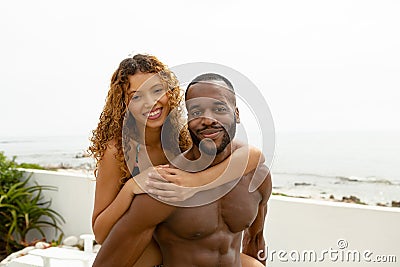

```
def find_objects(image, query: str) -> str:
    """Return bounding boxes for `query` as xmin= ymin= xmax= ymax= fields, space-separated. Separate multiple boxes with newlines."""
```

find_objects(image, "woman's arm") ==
xmin=92 ymin=143 xmax=147 ymax=244
xmin=146 ymin=143 xmax=265 ymax=201
xmin=190 ymin=143 xmax=264 ymax=187
xmin=160 ymin=143 xmax=263 ymax=187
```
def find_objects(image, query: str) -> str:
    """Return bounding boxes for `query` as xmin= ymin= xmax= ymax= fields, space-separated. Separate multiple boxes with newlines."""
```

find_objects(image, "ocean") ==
xmin=0 ymin=135 xmax=95 ymax=171
xmin=271 ymin=131 xmax=400 ymax=206
xmin=0 ymin=131 xmax=399 ymax=206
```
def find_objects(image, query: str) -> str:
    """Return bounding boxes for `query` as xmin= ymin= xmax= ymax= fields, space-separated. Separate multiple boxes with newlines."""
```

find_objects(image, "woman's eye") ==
xmin=154 ymin=88 xmax=164 ymax=94
xmin=132 ymin=95 xmax=141 ymax=101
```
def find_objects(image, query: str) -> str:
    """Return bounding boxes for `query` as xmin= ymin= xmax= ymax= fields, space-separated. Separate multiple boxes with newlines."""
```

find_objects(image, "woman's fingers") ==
xmin=147 ymin=170 xmax=168 ymax=181
xmin=148 ymin=168 xmax=183 ymax=184
xmin=160 ymin=167 xmax=178 ymax=175
xmin=160 ymin=174 xmax=180 ymax=184
xmin=156 ymin=164 xmax=170 ymax=168
xmin=148 ymin=186 xmax=188 ymax=202
xmin=145 ymin=179 xmax=197 ymax=201
xmin=147 ymin=188 xmax=176 ymax=197
xmin=146 ymin=180 xmax=177 ymax=191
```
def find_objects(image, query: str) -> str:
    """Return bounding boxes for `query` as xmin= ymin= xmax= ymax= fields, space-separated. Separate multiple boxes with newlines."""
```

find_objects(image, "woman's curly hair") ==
xmin=89 ymin=54 xmax=191 ymax=183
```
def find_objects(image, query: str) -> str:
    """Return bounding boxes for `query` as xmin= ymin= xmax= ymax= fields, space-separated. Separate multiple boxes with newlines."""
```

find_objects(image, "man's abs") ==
xmin=154 ymin=174 xmax=262 ymax=266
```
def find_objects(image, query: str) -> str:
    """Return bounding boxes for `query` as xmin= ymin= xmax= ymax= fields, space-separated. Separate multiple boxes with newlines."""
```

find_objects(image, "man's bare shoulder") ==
xmin=247 ymin=164 xmax=272 ymax=202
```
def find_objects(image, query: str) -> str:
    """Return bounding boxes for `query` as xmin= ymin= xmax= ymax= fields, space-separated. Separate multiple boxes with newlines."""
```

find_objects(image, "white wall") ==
xmin=23 ymin=169 xmax=95 ymax=241
xmin=23 ymin=170 xmax=400 ymax=266
xmin=265 ymin=196 xmax=400 ymax=266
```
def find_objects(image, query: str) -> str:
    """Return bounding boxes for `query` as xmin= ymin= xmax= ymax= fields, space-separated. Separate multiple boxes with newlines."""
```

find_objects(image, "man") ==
xmin=93 ymin=73 xmax=272 ymax=267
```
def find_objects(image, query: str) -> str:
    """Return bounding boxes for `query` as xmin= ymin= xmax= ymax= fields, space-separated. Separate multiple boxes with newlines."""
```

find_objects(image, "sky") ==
xmin=1 ymin=0 xmax=399 ymax=138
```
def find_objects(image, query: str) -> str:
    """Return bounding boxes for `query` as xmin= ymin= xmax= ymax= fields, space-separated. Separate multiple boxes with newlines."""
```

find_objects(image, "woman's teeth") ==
xmin=146 ymin=108 xmax=162 ymax=119
xmin=148 ymin=109 xmax=160 ymax=117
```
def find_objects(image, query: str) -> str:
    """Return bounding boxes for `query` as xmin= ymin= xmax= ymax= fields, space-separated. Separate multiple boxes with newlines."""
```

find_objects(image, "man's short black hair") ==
xmin=185 ymin=73 xmax=235 ymax=100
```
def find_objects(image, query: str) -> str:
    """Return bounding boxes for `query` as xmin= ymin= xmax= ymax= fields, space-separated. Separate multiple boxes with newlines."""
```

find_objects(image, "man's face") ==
xmin=186 ymin=81 xmax=239 ymax=155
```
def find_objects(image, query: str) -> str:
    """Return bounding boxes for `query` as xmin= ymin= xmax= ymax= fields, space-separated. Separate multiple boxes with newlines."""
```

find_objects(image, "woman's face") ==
xmin=127 ymin=72 xmax=170 ymax=129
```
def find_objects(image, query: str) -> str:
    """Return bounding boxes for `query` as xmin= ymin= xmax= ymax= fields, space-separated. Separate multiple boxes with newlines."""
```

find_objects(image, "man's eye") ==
xmin=215 ymin=107 xmax=227 ymax=112
xmin=191 ymin=111 xmax=202 ymax=117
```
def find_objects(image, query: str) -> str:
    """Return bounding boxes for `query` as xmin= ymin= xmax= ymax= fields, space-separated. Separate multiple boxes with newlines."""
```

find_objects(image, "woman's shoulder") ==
xmin=103 ymin=138 xmax=137 ymax=152
xmin=96 ymin=139 xmax=125 ymax=180
xmin=103 ymin=139 xmax=119 ymax=157
xmin=102 ymin=139 xmax=131 ymax=164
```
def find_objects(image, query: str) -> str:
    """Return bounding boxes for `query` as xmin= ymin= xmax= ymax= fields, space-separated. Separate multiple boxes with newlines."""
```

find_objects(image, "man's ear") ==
xmin=235 ymin=107 xmax=240 ymax=123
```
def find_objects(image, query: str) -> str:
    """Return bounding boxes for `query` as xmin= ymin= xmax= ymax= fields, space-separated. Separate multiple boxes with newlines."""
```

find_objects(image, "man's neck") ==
xmin=189 ymin=143 xmax=233 ymax=167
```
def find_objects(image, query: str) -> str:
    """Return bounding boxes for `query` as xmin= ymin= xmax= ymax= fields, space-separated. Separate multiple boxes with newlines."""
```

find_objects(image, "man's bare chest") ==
xmin=163 ymin=177 xmax=262 ymax=239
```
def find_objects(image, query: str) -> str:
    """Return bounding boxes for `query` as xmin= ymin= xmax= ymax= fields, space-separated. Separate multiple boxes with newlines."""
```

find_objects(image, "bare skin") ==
xmin=155 ymin=149 xmax=271 ymax=267
xmin=93 ymin=79 xmax=272 ymax=267
xmin=92 ymin=144 xmax=271 ymax=267
xmin=92 ymin=72 xmax=265 ymax=266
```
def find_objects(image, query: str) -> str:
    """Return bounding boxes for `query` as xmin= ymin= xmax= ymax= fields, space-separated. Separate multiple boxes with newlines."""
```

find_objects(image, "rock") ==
xmin=78 ymin=238 xmax=85 ymax=248
xmin=35 ymin=241 xmax=50 ymax=249
xmin=294 ymin=182 xmax=312 ymax=186
xmin=63 ymin=235 xmax=79 ymax=246
xmin=75 ymin=151 xmax=90 ymax=158
xmin=342 ymin=195 xmax=366 ymax=205
xmin=377 ymin=202 xmax=388 ymax=207
xmin=329 ymin=195 xmax=335 ymax=200
xmin=391 ymin=201 xmax=400 ymax=207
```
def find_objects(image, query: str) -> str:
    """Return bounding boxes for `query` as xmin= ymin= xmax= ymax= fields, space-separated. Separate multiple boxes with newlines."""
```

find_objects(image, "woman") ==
xmin=89 ymin=54 xmax=265 ymax=266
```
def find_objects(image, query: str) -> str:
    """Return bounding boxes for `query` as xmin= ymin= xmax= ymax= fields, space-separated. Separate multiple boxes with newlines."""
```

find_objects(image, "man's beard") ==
xmin=189 ymin=117 xmax=237 ymax=155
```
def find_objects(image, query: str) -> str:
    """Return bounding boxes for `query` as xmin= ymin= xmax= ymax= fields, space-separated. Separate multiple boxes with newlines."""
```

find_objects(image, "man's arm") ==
xmin=92 ymin=194 xmax=175 ymax=267
xmin=242 ymin=169 xmax=272 ymax=265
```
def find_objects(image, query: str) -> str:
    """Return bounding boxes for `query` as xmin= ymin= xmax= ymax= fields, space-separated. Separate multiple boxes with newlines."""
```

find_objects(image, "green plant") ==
xmin=16 ymin=163 xmax=46 ymax=170
xmin=0 ymin=152 xmax=65 ymax=259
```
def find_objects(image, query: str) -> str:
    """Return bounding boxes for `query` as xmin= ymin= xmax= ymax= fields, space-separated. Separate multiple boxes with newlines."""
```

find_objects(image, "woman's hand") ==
xmin=144 ymin=166 xmax=201 ymax=202
xmin=150 ymin=165 xmax=204 ymax=187
xmin=128 ymin=166 xmax=166 ymax=196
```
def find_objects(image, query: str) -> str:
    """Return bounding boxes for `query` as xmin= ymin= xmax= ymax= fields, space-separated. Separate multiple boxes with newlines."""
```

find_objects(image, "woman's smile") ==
xmin=145 ymin=107 xmax=163 ymax=120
